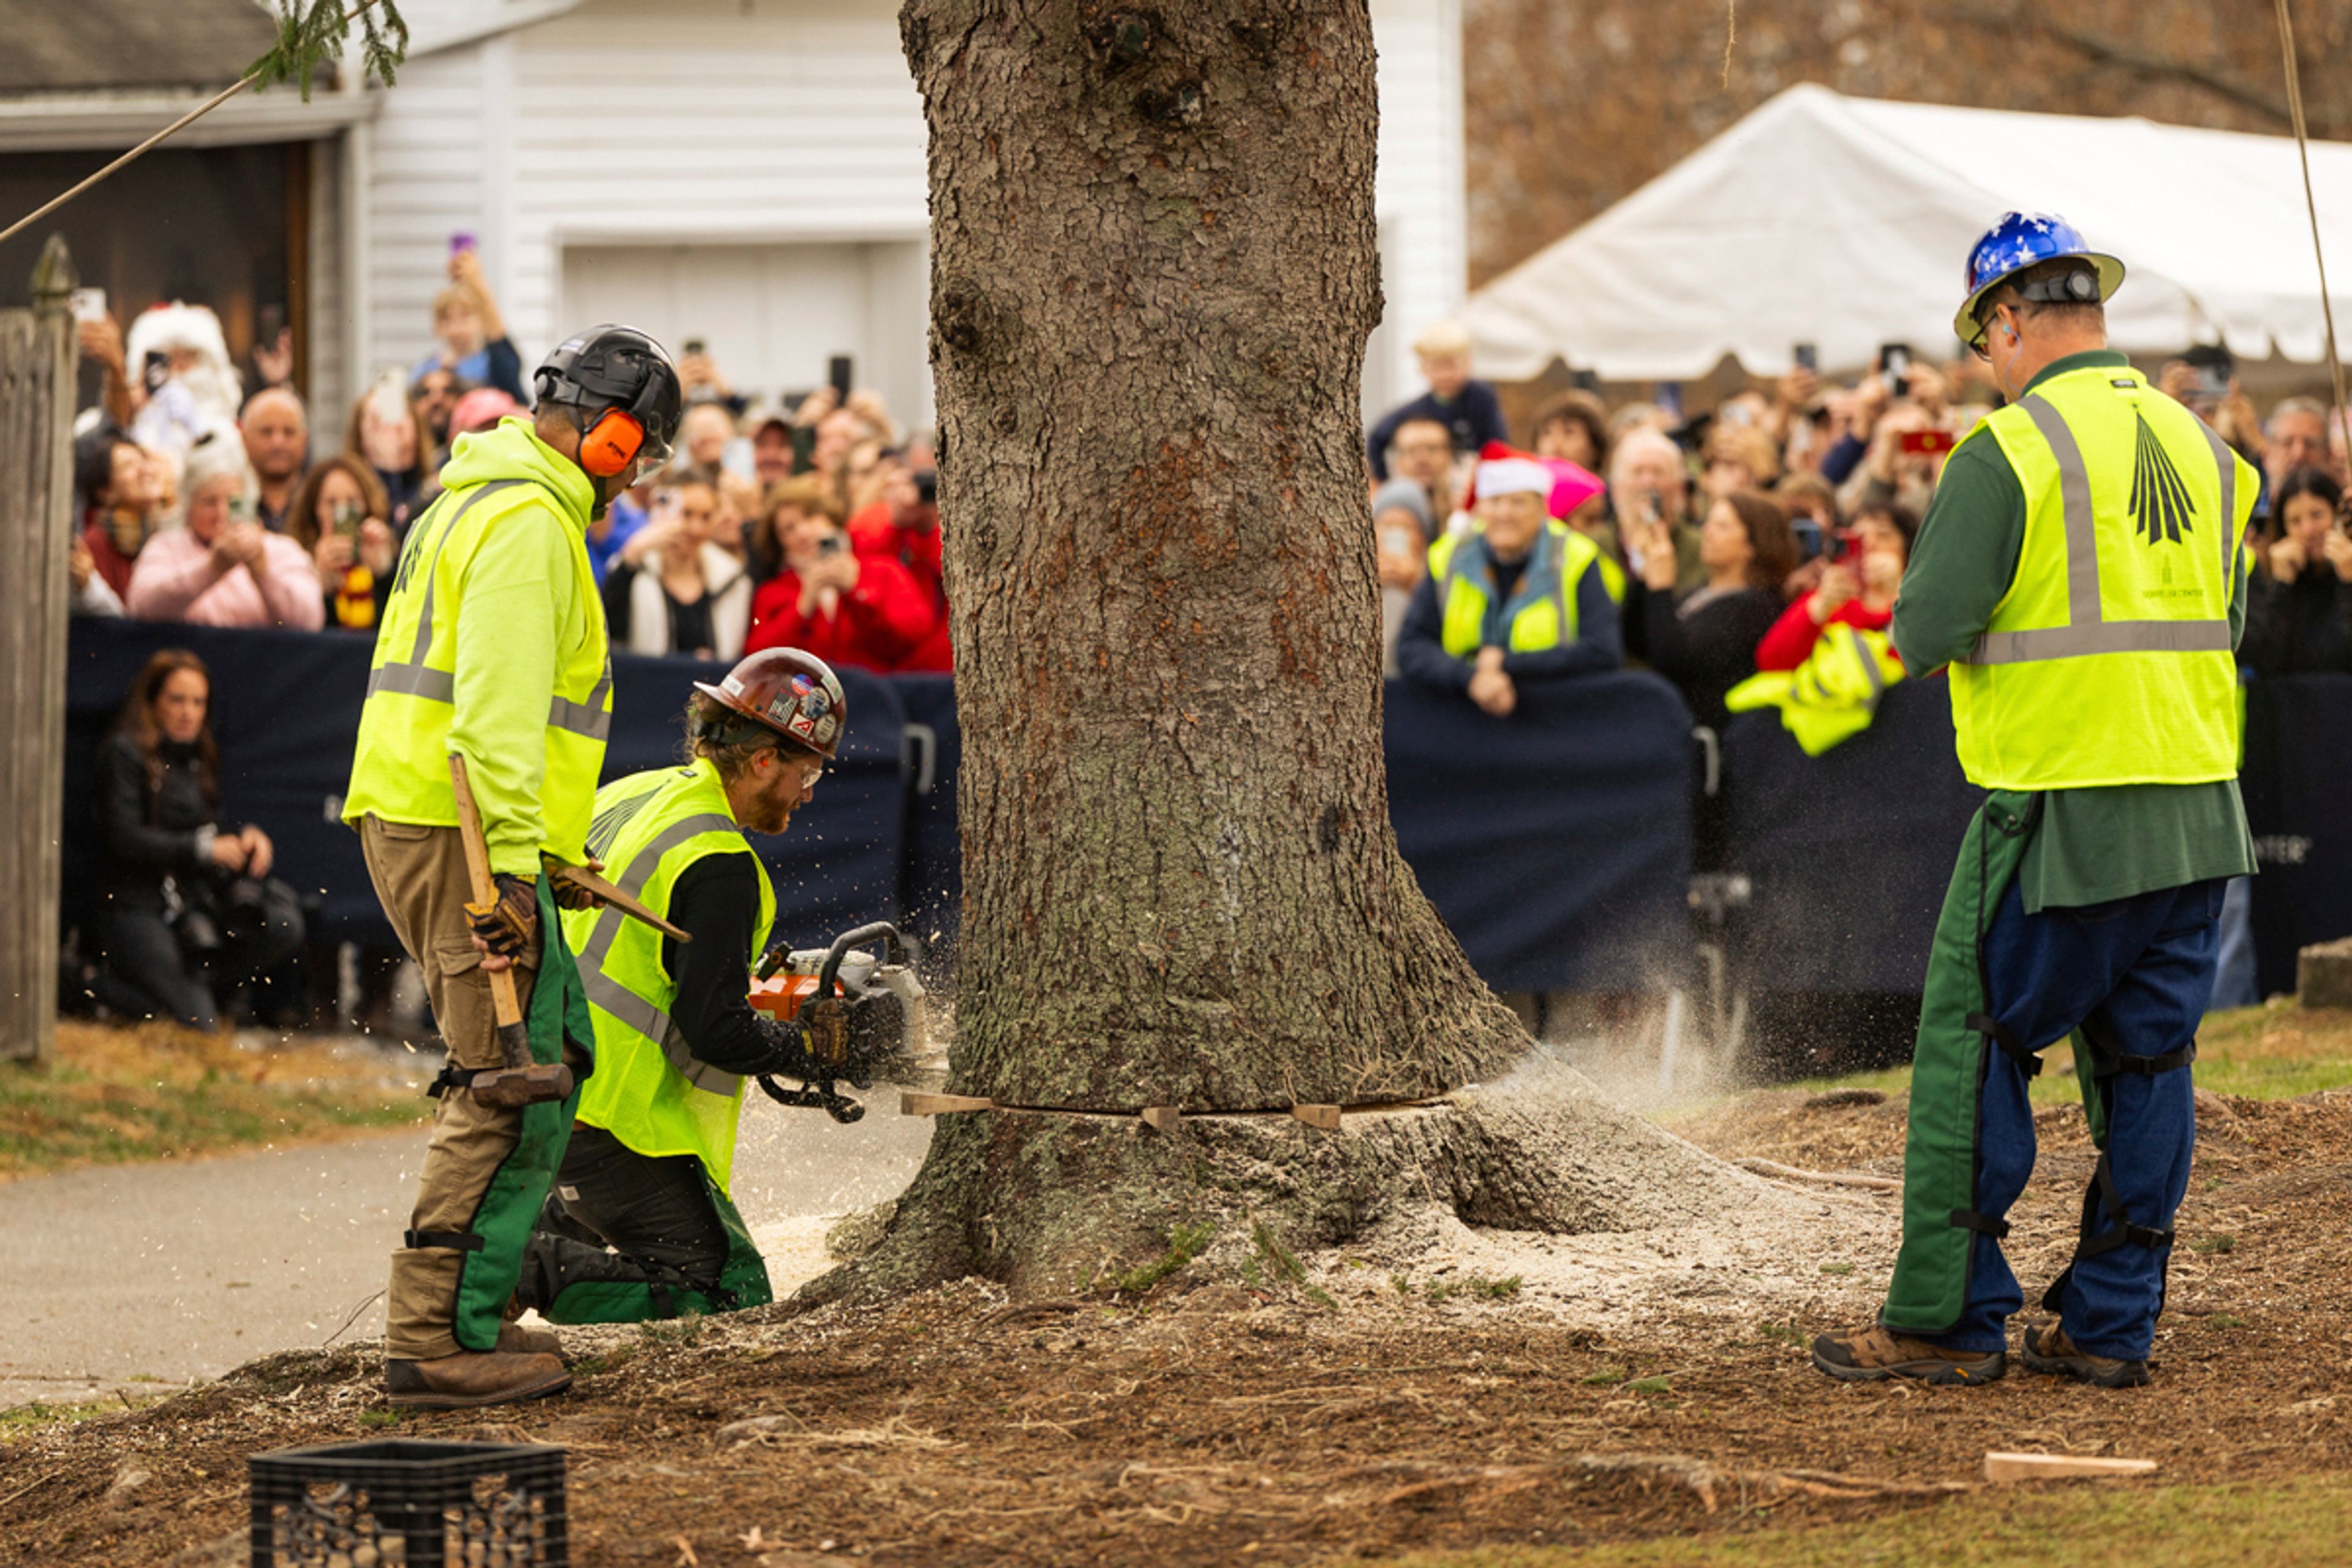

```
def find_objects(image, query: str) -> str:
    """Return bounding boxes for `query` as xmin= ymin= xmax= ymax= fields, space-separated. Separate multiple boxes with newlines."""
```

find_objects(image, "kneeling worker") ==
xmin=516 ymin=648 xmax=873 ymax=1322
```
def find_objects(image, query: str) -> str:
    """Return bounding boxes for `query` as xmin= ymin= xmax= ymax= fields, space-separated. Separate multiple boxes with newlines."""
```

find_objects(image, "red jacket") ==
xmin=1755 ymin=593 xmax=1899 ymax=672
xmin=744 ymin=551 xmax=938 ymax=673
xmin=848 ymin=503 xmax=951 ymax=671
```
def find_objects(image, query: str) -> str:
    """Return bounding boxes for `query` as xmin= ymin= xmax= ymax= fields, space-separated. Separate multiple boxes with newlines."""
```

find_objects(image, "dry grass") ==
xmin=0 ymin=1020 xmax=424 ymax=1182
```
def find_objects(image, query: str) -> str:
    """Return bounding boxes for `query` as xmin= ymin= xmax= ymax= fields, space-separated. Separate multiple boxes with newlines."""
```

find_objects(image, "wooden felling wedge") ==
xmin=1139 ymin=1105 xmax=1182 ymax=1131
xmin=900 ymin=1091 xmax=996 ymax=1116
xmin=1983 ymin=1452 xmax=2157 ymax=1483
xmin=1290 ymin=1103 xmax=1344 ymax=1131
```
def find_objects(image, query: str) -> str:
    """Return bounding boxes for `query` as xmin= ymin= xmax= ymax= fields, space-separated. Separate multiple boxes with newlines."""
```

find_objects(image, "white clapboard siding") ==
xmin=363 ymin=0 xmax=1465 ymax=427
xmin=363 ymin=42 xmax=489 ymax=390
xmin=1370 ymin=0 xmax=1467 ymax=412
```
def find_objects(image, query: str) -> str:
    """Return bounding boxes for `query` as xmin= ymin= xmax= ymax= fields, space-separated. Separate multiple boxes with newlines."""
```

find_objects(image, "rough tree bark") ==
xmin=829 ymin=0 xmax=1776 ymax=1299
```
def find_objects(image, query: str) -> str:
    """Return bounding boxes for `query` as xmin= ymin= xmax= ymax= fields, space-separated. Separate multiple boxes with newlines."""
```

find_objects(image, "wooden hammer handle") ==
xmin=448 ymin=754 xmax=527 ymax=1040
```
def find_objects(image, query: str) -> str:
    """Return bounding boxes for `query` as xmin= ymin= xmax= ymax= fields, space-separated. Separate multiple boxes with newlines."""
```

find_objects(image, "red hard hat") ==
xmin=693 ymin=648 xmax=848 ymax=760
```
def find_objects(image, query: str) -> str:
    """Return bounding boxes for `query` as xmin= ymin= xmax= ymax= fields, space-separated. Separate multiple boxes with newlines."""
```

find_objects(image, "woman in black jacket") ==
xmin=1625 ymin=490 xmax=1796 ymax=870
xmin=89 ymin=650 xmax=302 ymax=1030
xmin=1624 ymin=489 xmax=1797 ymax=730
xmin=2241 ymin=466 xmax=2352 ymax=674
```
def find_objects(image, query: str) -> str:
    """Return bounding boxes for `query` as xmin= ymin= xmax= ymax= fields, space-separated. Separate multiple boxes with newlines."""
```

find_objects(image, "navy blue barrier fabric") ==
xmin=64 ymin=622 xmax=908 ymax=951
xmin=597 ymin=652 xmax=907 ymax=950
xmin=1385 ymin=671 xmax=1695 ymax=994
xmin=1722 ymin=678 xmax=1985 ymax=993
xmin=892 ymin=674 xmax=963 ymax=954
xmin=2240 ymin=674 xmax=2352 ymax=998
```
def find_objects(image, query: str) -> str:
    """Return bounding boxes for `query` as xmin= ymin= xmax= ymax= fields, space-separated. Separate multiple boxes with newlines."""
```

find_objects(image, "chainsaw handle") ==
xmin=814 ymin=921 xmax=908 ymax=1000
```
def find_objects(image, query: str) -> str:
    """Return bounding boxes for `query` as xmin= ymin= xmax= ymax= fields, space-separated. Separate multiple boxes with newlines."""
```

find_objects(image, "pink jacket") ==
xmin=126 ymin=527 xmax=325 ymax=631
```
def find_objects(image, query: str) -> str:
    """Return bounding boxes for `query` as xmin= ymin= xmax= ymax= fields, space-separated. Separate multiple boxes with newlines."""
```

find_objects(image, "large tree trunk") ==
xmin=830 ymin=0 xmax=1770 ymax=1300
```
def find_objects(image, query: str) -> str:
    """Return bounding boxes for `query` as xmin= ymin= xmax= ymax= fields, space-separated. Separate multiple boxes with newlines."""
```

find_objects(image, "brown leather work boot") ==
xmin=385 ymin=1351 xmax=571 ymax=1410
xmin=2019 ymin=1321 xmax=2150 ymax=1388
xmin=496 ymin=1319 xmax=563 ymax=1358
xmin=1811 ymin=1323 xmax=2005 ymax=1384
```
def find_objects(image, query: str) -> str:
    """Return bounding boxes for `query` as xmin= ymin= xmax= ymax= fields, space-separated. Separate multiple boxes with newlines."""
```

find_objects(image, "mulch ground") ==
xmin=6 ymin=1087 xmax=2350 ymax=1567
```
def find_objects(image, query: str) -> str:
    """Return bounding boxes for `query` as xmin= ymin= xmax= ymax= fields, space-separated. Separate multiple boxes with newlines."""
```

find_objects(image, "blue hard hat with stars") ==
xmin=1953 ymin=212 xmax=2125 ymax=348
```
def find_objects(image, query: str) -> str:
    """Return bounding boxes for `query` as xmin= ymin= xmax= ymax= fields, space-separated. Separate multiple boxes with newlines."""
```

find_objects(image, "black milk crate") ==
xmin=248 ymin=1439 xmax=568 ymax=1567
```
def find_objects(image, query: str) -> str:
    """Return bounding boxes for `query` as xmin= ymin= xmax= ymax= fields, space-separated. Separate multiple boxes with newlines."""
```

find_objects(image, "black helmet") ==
xmin=533 ymin=325 xmax=684 ymax=472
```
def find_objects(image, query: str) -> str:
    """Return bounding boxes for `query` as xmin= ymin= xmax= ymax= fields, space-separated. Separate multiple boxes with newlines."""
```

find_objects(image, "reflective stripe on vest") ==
xmin=1950 ymin=363 xmax=2250 ymax=791
xmin=1431 ymin=525 xmax=1592 ymax=658
xmin=1965 ymin=397 xmax=2240 ymax=665
xmin=575 ymin=807 xmax=747 ymax=1096
xmin=343 ymin=469 xmax=612 ymax=862
xmin=564 ymin=760 xmax=776 ymax=1193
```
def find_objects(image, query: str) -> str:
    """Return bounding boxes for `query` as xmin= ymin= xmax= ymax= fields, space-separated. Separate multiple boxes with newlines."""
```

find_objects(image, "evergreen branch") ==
xmin=0 ymin=1 xmax=405 ymax=249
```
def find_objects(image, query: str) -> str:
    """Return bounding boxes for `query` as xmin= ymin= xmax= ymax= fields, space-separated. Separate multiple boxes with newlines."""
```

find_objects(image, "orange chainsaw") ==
xmin=747 ymin=921 xmax=927 ymax=1124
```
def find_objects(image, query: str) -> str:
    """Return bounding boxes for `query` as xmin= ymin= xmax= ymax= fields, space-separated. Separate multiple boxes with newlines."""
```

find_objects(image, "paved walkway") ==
xmin=0 ymin=1089 xmax=933 ymax=1409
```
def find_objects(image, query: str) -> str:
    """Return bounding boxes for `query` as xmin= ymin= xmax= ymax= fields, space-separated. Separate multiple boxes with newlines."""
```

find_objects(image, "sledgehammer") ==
xmin=448 ymin=753 xmax=575 ymax=1109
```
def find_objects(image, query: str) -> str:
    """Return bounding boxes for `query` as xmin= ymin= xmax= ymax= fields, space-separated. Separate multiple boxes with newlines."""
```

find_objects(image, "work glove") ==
xmin=802 ymin=997 xmax=854 ymax=1071
xmin=543 ymin=853 xmax=605 ymax=913
xmin=466 ymin=872 xmax=538 ymax=960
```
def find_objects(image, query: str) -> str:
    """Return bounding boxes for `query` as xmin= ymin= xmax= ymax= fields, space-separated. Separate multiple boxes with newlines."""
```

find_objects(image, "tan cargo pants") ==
xmin=361 ymin=815 xmax=541 ymax=1361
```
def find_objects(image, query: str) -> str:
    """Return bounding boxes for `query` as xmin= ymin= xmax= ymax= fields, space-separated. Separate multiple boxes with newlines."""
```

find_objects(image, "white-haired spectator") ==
xmin=126 ymin=431 xmax=325 ymax=631
xmin=1363 ymin=320 xmax=1509 ymax=482
xmin=1609 ymin=428 xmax=1702 ymax=592
xmin=127 ymin=303 xmax=242 ymax=459
xmin=2265 ymin=396 xmax=2340 ymax=489
xmin=1395 ymin=456 xmax=1621 ymax=711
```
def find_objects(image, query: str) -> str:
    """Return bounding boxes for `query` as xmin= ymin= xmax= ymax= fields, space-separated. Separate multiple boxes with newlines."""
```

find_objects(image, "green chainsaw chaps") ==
xmin=451 ymin=876 xmax=597 ymax=1354
xmin=1879 ymin=791 xmax=2097 ymax=1335
xmin=539 ymin=1169 xmax=775 ymax=1324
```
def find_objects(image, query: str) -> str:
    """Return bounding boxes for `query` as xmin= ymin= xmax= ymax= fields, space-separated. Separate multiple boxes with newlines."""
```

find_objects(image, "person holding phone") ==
xmin=2239 ymin=465 xmax=2352 ymax=673
xmin=287 ymin=455 xmax=399 ymax=631
xmin=1814 ymin=213 xmax=2255 ymax=1392
xmin=411 ymin=240 xmax=527 ymax=402
xmin=1755 ymin=502 xmax=1917 ymax=670
xmin=745 ymin=477 xmax=936 ymax=671
xmin=126 ymin=433 xmax=325 ymax=630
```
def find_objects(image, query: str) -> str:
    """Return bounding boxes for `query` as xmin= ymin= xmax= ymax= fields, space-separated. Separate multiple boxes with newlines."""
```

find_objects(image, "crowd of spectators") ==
xmin=1367 ymin=320 xmax=2352 ymax=731
xmin=65 ymin=252 xmax=951 ymax=676
xmin=62 ymin=257 xmax=954 ymax=1033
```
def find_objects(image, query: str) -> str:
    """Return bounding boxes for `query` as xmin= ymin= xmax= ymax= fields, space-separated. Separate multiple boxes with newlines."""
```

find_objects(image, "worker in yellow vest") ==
xmin=1814 ymin=214 xmax=2255 ymax=1390
xmin=513 ymin=648 xmax=875 ymax=1323
xmin=1393 ymin=455 xmax=1621 ymax=712
xmin=345 ymin=325 xmax=682 ymax=1410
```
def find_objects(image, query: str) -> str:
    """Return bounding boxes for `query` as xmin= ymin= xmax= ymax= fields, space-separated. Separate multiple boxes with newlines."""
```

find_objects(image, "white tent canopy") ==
xmin=1464 ymin=84 xmax=2352 ymax=381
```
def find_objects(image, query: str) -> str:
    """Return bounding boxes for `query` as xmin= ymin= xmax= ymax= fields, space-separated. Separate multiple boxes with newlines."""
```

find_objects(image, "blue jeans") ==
xmin=1934 ymin=877 xmax=2222 ymax=1360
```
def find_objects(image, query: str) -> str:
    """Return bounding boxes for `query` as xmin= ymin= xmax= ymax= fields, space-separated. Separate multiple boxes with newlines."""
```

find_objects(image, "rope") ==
xmin=0 ymin=1 xmax=383 ymax=252
xmin=0 ymin=73 xmax=263 ymax=251
xmin=2274 ymin=0 xmax=2351 ymax=448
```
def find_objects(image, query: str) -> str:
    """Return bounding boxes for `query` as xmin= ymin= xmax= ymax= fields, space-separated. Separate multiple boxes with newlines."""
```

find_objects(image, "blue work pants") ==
xmin=1930 ymin=877 xmax=2222 ymax=1360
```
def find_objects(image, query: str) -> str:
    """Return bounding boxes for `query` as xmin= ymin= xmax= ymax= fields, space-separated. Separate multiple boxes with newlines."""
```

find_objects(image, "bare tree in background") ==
xmin=1464 ymin=0 xmax=2347 ymax=285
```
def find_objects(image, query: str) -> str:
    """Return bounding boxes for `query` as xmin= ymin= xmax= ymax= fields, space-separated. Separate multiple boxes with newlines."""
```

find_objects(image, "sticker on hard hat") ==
xmin=722 ymin=676 xmax=745 ymax=696
xmin=814 ymin=715 xmax=837 ymax=745
xmin=787 ymin=711 xmax=818 ymax=741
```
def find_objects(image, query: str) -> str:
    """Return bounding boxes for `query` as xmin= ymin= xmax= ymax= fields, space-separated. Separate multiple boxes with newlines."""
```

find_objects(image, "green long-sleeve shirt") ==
xmin=1890 ymin=350 xmax=2255 ymax=913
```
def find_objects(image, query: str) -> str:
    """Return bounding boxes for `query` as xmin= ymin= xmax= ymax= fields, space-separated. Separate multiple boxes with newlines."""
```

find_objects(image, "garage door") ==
xmin=561 ymin=239 xmax=932 ymax=428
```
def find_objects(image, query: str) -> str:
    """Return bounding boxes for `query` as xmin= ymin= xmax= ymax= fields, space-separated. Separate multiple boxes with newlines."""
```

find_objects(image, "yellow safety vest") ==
xmin=1427 ymin=522 xmax=1602 ymax=658
xmin=343 ymin=457 xmax=611 ymax=867
xmin=1725 ymin=624 xmax=1906 ymax=755
xmin=1951 ymin=363 xmax=2254 ymax=790
xmin=567 ymin=759 xmax=776 ymax=1193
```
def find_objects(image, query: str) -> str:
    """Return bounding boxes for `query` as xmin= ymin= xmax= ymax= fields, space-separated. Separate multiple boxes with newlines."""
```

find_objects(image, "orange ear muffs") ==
xmin=578 ymin=408 xmax=644 ymax=478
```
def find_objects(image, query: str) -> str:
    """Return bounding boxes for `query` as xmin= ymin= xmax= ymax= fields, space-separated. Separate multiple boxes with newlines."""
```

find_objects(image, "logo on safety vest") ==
xmin=2129 ymin=413 xmax=2195 ymax=546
